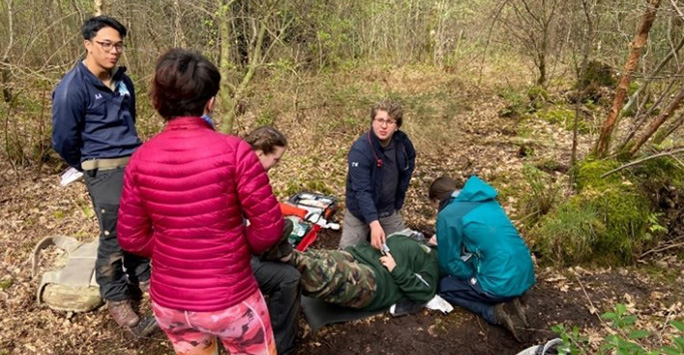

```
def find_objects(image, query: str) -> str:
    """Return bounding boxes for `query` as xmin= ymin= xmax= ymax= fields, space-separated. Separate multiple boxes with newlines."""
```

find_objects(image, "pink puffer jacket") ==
xmin=117 ymin=116 xmax=283 ymax=312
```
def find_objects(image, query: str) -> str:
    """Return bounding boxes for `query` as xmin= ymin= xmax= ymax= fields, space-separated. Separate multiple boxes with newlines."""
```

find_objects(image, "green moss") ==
xmin=536 ymin=106 xmax=590 ymax=133
xmin=641 ymin=264 xmax=680 ymax=284
xmin=531 ymin=159 xmax=653 ymax=266
xmin=575 ymin=160 xmax=622 ymax=190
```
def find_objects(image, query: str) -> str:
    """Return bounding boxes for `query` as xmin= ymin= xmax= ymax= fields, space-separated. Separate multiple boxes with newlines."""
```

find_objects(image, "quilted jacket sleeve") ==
xmin=117 ymin=158 xmax=154 ymax=258
xmin=233 ymin=139 xmax=284 ymax=254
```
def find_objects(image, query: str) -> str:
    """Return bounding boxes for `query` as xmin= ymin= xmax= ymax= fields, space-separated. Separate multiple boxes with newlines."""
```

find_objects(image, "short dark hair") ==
xmin=150 ymin=49 xmax=221 ymax=120
xmin=429 ymin=176 xmax=463 ymax=201
xmin=82 ymin=16 xmax=127 ymax=40
xmin=244 ymin=126 xmax=288 ymax=154
xmin=371 ymin=100 xmax=403 ymax=127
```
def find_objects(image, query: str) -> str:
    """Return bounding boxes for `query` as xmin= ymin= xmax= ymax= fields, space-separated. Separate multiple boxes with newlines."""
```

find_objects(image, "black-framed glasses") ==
xmin=94 ymin=41 xmax=125 ymax=52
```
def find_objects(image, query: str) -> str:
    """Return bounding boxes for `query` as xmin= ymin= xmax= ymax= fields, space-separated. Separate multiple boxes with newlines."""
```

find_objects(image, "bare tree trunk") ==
xmin=651 ymin=111 xmax=684 ymax=145
xmin=2 ymin=0 xmax=14 ymax=103
xmin=217 ymin=0 xmax=237 ymax=133
xmin=594 ymin=0 xmax=662 ymax=157
xmin=94 ymin=0 xmax=103 ymax=16
xmin=220 ymin=18 xmax=268 ymax=133
xmin=173 ymin=0 xmax=186 ymax=47
xmin=629 ymin=86 xmax=684 ymax=155
xmin=537 ymin=45 xmax=546 ymax=86
xmin=572 ymin=0 xmax=599 ymax=174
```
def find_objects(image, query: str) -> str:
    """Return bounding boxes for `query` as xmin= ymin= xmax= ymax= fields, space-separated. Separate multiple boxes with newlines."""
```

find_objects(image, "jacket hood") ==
xmin=455 ymin=176 xmax=498 ymax=202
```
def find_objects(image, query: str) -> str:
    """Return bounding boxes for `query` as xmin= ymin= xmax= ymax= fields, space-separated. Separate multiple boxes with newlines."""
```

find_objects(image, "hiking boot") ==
xmin=512 ymin=297 xmax=529 ymax=327
xmin=108 ymin=300 xmax=140 ymax=328
xmin=494 ymin=303 xmax=521 ymax=342
xmin=261 ymin=219 xmax=294 ymax=261
xmin=132 ymin=316 xmax=159 ymax=338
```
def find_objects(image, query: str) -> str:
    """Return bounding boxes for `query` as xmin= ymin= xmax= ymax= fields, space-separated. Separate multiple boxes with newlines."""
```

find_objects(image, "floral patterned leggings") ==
xmin=152 ymin=290 xmax=276 ymax=355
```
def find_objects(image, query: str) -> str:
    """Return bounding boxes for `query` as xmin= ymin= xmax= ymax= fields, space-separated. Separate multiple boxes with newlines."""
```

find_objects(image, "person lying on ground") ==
xmin=429 ymin=175 xmax=536 ymax=341
xmin=264 ymin=231 xmax=438 ymax=311
xmin=244 ymin=125 xmax=301 ymax=355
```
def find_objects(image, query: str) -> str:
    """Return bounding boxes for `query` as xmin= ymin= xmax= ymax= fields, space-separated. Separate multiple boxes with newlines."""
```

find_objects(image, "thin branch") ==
xmin=671 ymin=0 xmax=684 ymax=19
xmin=573 ymin=273 xmax=605 ymax=325
xmin=601 ymin=147 xmax=684 ymax=178
xmin=641 ymin=240 xmax=684 ymax=258
xmin=618 ymin=65 xmax=684 ymax=151
xmin=621 ymin=35 xmax=684 ymax=115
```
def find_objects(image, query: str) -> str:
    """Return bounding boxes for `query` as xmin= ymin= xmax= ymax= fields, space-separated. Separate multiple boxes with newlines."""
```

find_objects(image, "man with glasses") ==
xmin=340 ymin=100 xmax=416 ymax=251
xmin=52 ymin=16 xmax=149 ymax=329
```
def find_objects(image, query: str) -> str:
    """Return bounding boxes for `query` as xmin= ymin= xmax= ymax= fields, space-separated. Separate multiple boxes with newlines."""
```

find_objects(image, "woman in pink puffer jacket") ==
xmin=117 ymin=49 xmax=283 ymax=355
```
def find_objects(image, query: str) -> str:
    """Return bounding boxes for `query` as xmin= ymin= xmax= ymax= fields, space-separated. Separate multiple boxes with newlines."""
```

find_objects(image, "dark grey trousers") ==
xmin=252 ymin=256 xmax=301 ymax=355
xmin=84 ymin=167 xmax=150 ymax=302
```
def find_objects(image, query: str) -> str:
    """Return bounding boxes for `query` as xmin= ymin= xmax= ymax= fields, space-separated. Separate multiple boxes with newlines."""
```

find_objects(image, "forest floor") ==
xmin=1 ymin=65 xmax=682 ymax=354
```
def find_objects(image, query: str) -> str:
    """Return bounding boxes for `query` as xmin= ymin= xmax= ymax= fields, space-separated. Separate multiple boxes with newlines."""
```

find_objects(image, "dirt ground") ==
xmin=11 ymin=227 xmax=674 ymax=355
xmin=291 ymin=230 xmax=683 ymax=355
xmin=22 ymin=227 xmax=678 ymax=355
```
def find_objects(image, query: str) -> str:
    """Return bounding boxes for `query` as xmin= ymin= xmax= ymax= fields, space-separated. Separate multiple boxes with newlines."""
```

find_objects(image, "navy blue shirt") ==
xmin=52 ymin=61 xmax=141 ymax=169
xmin=378 ymin=140 xmax=398 ymax=215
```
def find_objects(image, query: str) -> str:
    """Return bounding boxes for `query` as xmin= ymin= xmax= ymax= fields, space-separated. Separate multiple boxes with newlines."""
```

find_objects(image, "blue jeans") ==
xmin=438 ymin=276 xmax=513 ymax=324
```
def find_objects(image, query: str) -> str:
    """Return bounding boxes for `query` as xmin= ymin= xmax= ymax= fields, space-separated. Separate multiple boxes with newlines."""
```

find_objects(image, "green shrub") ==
xmin=527 ymin=85 xmax=550 ymax=110
xmin=498 ymin=87 xmax=532 ymax=117
xmin=579 ymin=60 xmax=616 ymax=89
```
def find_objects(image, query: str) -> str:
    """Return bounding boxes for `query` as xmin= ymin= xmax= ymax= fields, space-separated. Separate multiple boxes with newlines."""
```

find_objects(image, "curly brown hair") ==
xmin=370 ymin=100 xmax=403 ymax=127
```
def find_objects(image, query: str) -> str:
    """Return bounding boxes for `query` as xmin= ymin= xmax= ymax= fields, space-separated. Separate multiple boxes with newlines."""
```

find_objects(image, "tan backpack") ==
xmin=29 ymin=235 xmax=102 ymax=312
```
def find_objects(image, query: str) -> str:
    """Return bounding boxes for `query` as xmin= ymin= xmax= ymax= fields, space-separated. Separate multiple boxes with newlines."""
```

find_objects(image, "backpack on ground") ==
xmin=28 ymin=235 xmax=102 ymax=312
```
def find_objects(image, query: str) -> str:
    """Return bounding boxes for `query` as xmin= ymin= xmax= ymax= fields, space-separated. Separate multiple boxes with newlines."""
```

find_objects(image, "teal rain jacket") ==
xmin=436 ymin=176 xmax=535 ymax=297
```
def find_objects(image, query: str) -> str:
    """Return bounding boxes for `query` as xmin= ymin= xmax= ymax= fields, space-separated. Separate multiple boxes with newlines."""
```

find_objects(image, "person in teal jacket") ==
xmin=429 ymin=175 xmax=535 ymax=340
